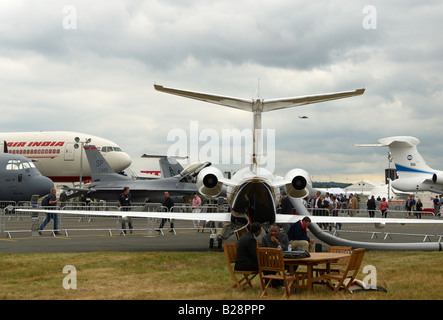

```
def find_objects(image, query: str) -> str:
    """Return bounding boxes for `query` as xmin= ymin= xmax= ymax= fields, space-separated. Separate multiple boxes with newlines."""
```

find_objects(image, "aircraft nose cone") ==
xmin=120 ymin=152 xmax=132 ymax=170
xmin=38 ymin=176 xmax=54 ymax=195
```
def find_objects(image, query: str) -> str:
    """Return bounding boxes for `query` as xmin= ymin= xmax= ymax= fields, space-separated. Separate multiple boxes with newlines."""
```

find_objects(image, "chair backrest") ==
xmin=256 ymin=247 xmax=285 ymax=274
xmin=345 ymin=248 xmax=366 ymax=274
xmin=328 ymin=246 xmax=352 ymax=266
xmin=223 ymin=242 xmax=237 ymax=264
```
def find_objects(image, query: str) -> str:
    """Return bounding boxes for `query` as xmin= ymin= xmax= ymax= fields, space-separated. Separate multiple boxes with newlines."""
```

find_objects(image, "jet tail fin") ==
xmin=356 ymin=136 xmax=435 ymax=177
xmin=84 ymin=145 xmax=132 ymax=181
xmin=141 ymin=154 xmax=186 ymax=178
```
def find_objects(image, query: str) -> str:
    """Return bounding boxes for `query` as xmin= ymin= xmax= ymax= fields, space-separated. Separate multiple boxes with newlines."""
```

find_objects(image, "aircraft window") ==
xmin=28 ymin=162 xmax=36 ymax=168
xmin=113 ymin=147 xmax=122 ymax=152
xmin=6 ymin=159 xmax=20 ymax=170
xmin=101 ymin=146 xmax=113 ymax=152
xmin=22 ymin=162 xmax=30 ymax=169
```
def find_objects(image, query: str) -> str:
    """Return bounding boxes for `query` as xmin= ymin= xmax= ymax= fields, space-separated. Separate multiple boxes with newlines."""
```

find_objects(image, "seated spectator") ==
xmin=261 ymin=224 xmax=289 ymax=251
xmin=234 ymin=222 xmax=262 ymax=271
xmin=287 ymin=216 xmax=316 ymax=252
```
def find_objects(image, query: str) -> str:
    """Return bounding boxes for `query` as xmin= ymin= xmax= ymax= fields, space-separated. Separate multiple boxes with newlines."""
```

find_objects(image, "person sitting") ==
xmin=261 ymin=224 xmax=289 ymax=251
xmin=234 ymin=222 xmax=262 ymax=271
xmin=287 ymin=216 xmax=316 ymax=252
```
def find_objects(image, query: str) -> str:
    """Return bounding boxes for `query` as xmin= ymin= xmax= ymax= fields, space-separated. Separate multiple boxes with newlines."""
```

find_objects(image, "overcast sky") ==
xmin=1 ymin=0 xmax=442 ymax=183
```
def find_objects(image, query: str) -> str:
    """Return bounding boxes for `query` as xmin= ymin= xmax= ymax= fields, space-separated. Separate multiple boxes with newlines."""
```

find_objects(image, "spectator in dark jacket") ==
xmin=235 ymin=222 xmax=262 ymax=271
xmin=287 ymin=216 xmax=315 ymax=252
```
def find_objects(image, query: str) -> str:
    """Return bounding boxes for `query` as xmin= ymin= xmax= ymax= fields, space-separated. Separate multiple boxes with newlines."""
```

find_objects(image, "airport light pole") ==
xmin=74 ymin=137 xmax=91 ymax=187
xmin=387 ymin=151 xmax=393 ymax=200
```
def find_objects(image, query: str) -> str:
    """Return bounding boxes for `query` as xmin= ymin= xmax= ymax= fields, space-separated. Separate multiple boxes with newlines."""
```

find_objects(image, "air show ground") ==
xmin=1 ymin=219 xmax=443 ymax=300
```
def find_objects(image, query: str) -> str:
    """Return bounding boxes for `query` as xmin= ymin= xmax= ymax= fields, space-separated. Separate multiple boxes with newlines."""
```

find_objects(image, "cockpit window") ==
xmin=101 ymin=146 xmax=122 ymax=152
xmin=5 ymin=159 xmax=36 ymax=171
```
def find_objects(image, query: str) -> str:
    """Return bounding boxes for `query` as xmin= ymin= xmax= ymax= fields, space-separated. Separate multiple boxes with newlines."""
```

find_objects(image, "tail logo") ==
xmin=407 ymin=155 xmax=413 ymax=161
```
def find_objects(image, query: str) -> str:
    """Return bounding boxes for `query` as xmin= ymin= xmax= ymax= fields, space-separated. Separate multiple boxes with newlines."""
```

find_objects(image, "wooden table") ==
xmin=284 ymin=252 xmax=350 ymax=292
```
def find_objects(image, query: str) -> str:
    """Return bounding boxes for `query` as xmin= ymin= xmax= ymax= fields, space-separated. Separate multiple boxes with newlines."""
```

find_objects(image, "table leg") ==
xmin=307 ymin=265 xmax=313 ymax=292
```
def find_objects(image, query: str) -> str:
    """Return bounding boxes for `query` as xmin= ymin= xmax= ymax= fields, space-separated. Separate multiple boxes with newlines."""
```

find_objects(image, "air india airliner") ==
xmin=0 ymin=131 xmax=132 ymax=183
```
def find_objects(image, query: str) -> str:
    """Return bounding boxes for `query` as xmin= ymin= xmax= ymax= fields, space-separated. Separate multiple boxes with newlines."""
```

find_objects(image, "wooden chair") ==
xmin=223 ymin=242 xmax=258 ymax=290
xmin=329 ymin=246 xmax=352 ymax=268
xmin=256 ymin=247 xmax=297 ymax=298
xmin=322 ymin=248 xmax=366 ymax=295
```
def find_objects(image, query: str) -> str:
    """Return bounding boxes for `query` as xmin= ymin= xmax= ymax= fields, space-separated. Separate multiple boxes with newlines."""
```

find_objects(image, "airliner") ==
xmin=0 ymin=131 xmax=132 ymax=183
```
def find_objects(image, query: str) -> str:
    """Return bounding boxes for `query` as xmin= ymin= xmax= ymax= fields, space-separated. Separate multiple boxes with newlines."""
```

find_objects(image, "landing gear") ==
xmin=209 ymin=234 xmax=223 ymax=249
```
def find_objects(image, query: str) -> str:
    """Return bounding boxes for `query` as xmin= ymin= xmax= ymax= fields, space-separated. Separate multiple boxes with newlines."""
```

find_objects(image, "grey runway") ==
xmin=0 ymin=231 xmax=224 ymax=254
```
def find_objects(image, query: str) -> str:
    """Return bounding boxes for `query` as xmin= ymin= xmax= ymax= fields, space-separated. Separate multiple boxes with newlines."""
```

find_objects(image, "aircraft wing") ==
xmin=262 ymin=88 xmax=365 ymax=112
xmin=275 ymin=214 xmax=443 ymax=225
xmin=154 ymin=84 xmax=253 ymax=112
xmin=16 ymin=209 xmax=232 ymax=223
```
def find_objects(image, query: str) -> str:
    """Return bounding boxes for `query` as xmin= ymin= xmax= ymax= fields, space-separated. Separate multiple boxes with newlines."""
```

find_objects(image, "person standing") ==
xmin=39 ymin=188 xmax=60 ymax=235
xmin=367 ymin=195 xmax=376 ymax=218
xmin=415 ymin=198 xmax=423 ymax=219
xmin=190 ymin=192 xmax=202 ymax=231
xmin=380 ymin=197 xmax=389 ymax=218
xmin=159 ymin=191 xmax=175 ymax=232
xmin=118 ymin=186 xmax=133 ymax=234
xmin=280 ymin=192 xmax=293 ymax=214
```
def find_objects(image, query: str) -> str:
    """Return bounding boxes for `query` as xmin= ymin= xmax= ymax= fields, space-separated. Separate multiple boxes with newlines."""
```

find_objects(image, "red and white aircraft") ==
xmin=0 ymin=131 xmax=132 ymax=183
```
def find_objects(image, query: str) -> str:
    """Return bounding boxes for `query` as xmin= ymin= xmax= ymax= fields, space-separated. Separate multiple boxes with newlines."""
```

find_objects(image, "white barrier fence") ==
xmin=0 ymin=202 xmax=229 ymax=238
xmin=1 ymin=201 xmax=442 ymax=242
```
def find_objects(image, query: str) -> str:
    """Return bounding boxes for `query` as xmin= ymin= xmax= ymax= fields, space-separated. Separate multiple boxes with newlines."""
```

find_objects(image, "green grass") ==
xmin=0 ymin=251 xmax=442 ymax=300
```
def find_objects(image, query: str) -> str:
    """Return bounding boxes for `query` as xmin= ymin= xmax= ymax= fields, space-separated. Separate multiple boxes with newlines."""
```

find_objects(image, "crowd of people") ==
xmin=295 ymin=191 xmax=437 ymax=220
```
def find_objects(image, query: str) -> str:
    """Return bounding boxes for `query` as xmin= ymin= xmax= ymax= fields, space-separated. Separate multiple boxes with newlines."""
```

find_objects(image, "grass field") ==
xmin=0 ymin=250 xmax=442 ymax=300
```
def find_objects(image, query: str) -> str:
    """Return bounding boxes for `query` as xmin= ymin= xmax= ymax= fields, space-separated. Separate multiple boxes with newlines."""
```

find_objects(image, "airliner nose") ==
xmin=119 ymin=152 xmax=132 ymax=171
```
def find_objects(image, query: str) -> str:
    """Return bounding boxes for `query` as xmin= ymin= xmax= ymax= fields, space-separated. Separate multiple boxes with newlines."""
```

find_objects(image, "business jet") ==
xmin=0 ymin=143 xmax=54 ymax=201
xmin=0 ymin=131 xmax=132 ymax=183
xmin=355 ymin=136 xmax=443 ymax=194
xmin=17 ymin=86 xmax=443 ymax=250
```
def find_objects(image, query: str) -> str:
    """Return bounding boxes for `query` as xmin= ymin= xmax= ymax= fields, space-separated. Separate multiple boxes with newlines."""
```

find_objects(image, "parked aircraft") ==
xmin=17 ymin=86 xmax=443 ymax=251
xmin=63 ymin=145 xmax=207 ymax=203
xmin=0 ymin=143 xmax=54 ymax=201
xmin=355 ymin=136 xmax=443 ymax=194
xmin=0 ymin=131 xmax=132 ymax=183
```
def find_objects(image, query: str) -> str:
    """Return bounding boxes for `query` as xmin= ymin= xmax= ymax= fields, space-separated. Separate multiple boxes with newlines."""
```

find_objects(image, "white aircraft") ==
xmin=17 ymin=87 xmax=443 ymax=249
xmin=0 ymin=131 xmax=132 ymax=184
xmin=355 ymin=136 xmax=443 ymax=194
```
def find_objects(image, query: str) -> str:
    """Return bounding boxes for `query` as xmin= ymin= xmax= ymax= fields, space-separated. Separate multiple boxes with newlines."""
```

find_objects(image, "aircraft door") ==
xmin=64 ymin=143 xmax=75 ymax=161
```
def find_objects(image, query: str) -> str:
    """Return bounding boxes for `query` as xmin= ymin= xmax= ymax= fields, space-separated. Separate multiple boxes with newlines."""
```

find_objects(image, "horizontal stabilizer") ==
xmin=154 ymin=84 xmax=253 ymax=112
xmin=154 ymin=84 xmax=365 ymax=113
xmin=263 ymin=88 xmax=365 ymax=112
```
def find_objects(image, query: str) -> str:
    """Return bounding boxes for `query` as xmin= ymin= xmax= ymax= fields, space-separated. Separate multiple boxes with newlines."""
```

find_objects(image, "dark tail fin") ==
xmin=84 ymin=145 xmax=131 ymax=181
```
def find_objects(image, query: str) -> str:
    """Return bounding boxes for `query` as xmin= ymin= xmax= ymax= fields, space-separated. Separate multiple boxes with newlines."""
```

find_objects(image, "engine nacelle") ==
xmin=284 ymin=168 xmax=312 ymax=199
xmin=196 ymin=166 xmax=224 ymax=198
xmin=432 ymin=172 xmax=443 ymax=183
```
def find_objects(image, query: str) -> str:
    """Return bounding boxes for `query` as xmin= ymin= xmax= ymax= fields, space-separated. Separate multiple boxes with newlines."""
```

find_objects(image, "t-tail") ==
xmin=154 ymin=84 xmax=365 ymax=174
xmin=356 ymin=136 xmax=435 ymax=178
